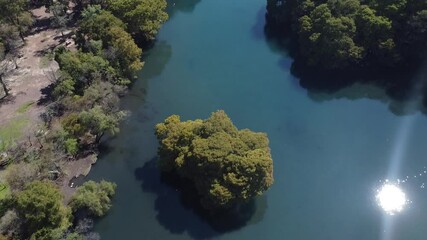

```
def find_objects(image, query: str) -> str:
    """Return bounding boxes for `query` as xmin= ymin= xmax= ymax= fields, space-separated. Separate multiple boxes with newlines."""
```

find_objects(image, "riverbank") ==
xmin=0 ymin=5 xmax=95 ymax=201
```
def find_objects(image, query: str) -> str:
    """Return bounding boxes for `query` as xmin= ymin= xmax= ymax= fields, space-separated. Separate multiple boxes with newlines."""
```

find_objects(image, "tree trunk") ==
xmin=95 ymin=132 xmax=105 ymax=144
xmin=18 ymin=31 xmax=25 ymax=43
xmin=0 ymin=74 xmax=9 ymax=100
xmin=15 ymin=15 xmax=26 ymax=44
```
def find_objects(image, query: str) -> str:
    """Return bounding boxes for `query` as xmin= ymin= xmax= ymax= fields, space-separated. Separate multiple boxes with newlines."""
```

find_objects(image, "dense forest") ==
xmin=266 ymin=0 xmax=427 ymax=70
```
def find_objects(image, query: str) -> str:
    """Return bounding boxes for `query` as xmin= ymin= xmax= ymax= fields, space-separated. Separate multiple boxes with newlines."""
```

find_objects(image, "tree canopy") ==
xmin=155 ymin=110 xmax=274 ymax=210
xmin=0 ymin=0 xmax=33 ymax=42
xmin=77 ymin=7 xmax=143 ymax=77
xmin=266 ymin=0 xmax=427 ymax=69
xmin=105 ymin=0 xmax=169 ymax=42
xmin=15 ymin=181 xmax=71 ymax=238
xmin=70 ymin=180 xmax=117 ymax=217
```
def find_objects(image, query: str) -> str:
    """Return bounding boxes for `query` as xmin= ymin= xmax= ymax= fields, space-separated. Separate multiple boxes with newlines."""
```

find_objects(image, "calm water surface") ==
xmin=88 ymin=0 xmax=427 ymax=239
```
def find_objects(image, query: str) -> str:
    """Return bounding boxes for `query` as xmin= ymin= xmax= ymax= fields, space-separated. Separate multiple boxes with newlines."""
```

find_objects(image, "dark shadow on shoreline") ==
xmin=251 ymin=7 xmax=267 ymax=40
xmin=263 ymin=10 xmax=427 ymax=116
xmin=140 ymin=41 xmax=172 ymax=80
xmin=134 ymin=157 xmax=267 ymax=239
xmin=166 ymin=0 xmax=202 ymax=18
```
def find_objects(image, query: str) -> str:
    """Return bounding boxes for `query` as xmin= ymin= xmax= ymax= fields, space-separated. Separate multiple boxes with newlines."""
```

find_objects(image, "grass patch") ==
xmin=0 ymin=117 xmax=29 ymax=152
xmin=39 ymin=52 xmax=54 ymax=68
xmin=16 ymin=101 xmax=35 ymax=114
xmin=0 ymin=183 xmax=10 ymax=200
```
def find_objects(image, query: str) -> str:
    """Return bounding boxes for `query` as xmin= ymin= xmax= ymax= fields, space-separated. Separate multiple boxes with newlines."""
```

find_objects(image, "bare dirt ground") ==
xmin=0 ymin=7 xmax=75 ymax=129
xmin=60 ymin=154 xmax=97 ymax=202
xmin=0 ymin=7 xmax=94 ymax=198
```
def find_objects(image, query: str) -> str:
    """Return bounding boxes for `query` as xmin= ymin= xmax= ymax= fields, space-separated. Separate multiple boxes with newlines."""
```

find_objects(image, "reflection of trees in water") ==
xmin=172 ymin=0 xmax=201 ymax=12
xmin=263 ymin=10 xmax=427 ymax=116
xmin=141 ymin=41 xmax=172 ymax=80
xmin=167 ymin=0 xmax=201 ymax=17
xmin=134 ymin=158 xmax=267 ymax=239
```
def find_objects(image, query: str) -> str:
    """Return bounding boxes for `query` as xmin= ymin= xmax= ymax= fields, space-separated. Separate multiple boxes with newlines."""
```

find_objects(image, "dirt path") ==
xmin=0 ymin=7 xmax=75 ymax=133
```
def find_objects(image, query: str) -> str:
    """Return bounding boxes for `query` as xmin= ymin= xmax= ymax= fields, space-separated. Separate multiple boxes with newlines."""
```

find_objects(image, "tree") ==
xmin=0 ymin=22 xmax=23 ymax=100
xmin=55 ymin=50 xmax=113 ymax=95
xmin=15 ymin=181 xmax=71 ymax=238
xmin=155 ymin=110 xmax=274 ymax=210
xmin=404 ymin=9 xmax=427 ymax=60
xmin=78 ymin=106 xmax=125 ymax=143
xmin=69 ymin=181 xmax=116 ymax=217
xmin=298 ymin=4 xmax=363 ymax=68
xmin=105 ymin=0 xmax=169 ymax=42
xmin=265 ymin=0 xmax=427 ymax=69
xmin=5 ymin=163 xmax=38 ymax=191
xmin=0 ymin=210 xmax=21 ymax=238
xmin=77 ymin=8 xmax=143 ymax=76
xmin=0 ymin=0 xmax=33 ymax=42
xmin=356 ymin=5 xmax=397 ymax=64
xmin=49 ymin=2 xmax=71 ymax=36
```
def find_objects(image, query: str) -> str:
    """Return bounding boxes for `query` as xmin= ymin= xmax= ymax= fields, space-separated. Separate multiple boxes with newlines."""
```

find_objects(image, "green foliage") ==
xmin=53 ymin=72 xmax=76 ymax=98
xmin=0 ymin=0 xmax=33 ymax=41
xmin=0 ymin=0 xmax=27 ymax=21
xmin=5 ymin=162 xmax=38 ymax=191
xmin=0 ymin=23 xmax=22 ymax=57
xmin=15 ymin=181 xmax=71 ymax=237
xmin=0 ymin=183 xmax=10 ymax=201
xmin=70 ymin=180 xmax=117 ymax=217
xmin=105 ymin=0 xmax=169 ymax=41
xmin=266 ymin=0 xmax=427 ymax=69
xmin=49 ymin=2 xmax=71 ymax=33
xmin=62 ymin=113 xmax=84 ymax=137
xmin=155 ymin=110 xmax=274 ymax=210
xmin=56 ymin=50 xmax=114 ymax=94
xmin=77 ymin=8 xmax=143 ymax=76
xmin=0 ymin=117 xmax=29 ymax=152
xmin=64 ymin=138 xmax=79 ymax=156
xmin=298 ymin=3 xmax=364 ymax=68
xmin=30 ymin=227 xmax=67 ymax=240
xmin=16 ymin=101 xmax=34 ymax=114
xmin=78 ymin=106 xmax=125 ymax=142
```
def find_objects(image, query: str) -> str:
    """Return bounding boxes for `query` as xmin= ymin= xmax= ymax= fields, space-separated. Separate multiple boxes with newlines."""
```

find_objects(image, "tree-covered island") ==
xmin=155 ymin=110 xmax=274 ymax=210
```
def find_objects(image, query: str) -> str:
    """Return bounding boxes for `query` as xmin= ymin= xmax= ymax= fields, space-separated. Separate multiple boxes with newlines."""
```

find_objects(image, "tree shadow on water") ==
xmin=251 ymin=7 xmax=267 ymax=40
xmin=167 ymin=0 xmax=202 ymax=18
xmin=134 ymin=157 xmax=267 ymax=239
xmin=263 ymin=12 xmax=427 ymax=116
xmin=290 ymin=60 xmax=427 ymax=115
xmin=140 ymin=41 xmax=173 ymax=81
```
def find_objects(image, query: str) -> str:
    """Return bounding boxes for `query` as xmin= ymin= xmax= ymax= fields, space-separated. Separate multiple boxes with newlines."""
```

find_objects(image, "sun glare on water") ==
xmin=376 ymin=184 xmax=407 ymax=215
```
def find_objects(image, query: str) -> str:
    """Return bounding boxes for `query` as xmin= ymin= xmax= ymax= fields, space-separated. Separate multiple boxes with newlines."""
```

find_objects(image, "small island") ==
xmin=155 ymin=110 xmax=274 ymax=210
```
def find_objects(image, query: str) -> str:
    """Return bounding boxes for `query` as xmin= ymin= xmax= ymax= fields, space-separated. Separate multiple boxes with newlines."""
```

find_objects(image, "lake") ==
xmin=88 ymin=0 xmax=427 ymax=239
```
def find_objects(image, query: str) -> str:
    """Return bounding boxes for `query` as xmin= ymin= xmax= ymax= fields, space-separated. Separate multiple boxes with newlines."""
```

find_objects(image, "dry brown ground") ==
xmin=0 ymin=7 xmax=75 ymax=128
xmin=0 ymin=7 xmax=94 ymax=199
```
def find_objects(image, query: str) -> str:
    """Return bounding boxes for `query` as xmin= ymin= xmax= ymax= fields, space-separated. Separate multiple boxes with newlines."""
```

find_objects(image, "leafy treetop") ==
xmin=155 ymin=110 xmax=274 ymax=210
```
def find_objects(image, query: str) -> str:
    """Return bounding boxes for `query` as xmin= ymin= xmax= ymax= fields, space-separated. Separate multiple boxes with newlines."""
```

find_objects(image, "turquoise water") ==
xmin=88 ymin=0 xmax=427 ymax=239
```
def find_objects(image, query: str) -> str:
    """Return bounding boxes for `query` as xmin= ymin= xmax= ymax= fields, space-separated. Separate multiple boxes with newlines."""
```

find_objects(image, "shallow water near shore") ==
xmin=88 ymin=0 xmax=427 ymax=239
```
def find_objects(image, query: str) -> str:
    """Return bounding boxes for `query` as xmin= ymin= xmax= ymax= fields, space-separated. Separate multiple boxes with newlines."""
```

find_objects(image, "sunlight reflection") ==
xmin=376 ymin=183 xmax=407 ymax=215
